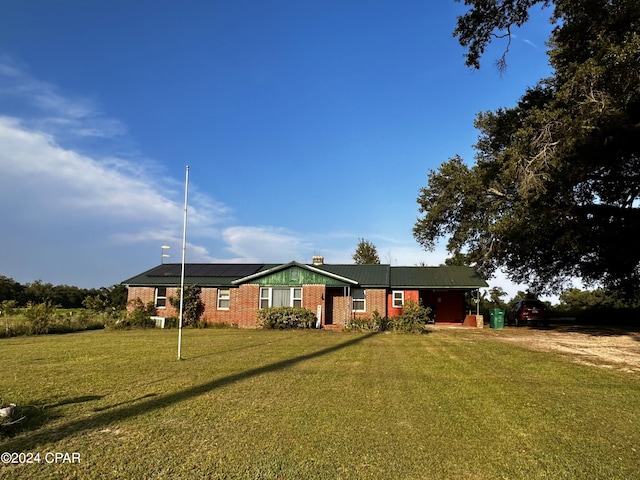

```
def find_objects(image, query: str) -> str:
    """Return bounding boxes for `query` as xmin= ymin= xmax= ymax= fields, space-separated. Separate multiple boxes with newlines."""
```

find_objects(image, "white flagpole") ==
xmin=177 ymin=165 xmax=189 ymax=360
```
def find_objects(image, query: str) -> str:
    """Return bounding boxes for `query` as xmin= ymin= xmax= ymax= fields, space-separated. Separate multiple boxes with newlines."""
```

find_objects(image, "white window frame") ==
xmin=259 ymin=287 xmax=303 ymax=308
xmin=352 ymin=288 xmax=366 ymax=312
xmin=292 ymin=288 xmax=302 ymax=308
xmin=392 ymin=290 xmax=404 ymax=308
xmin=260 ymin=288 xmax=270 ymax=309
xmin=217 ymin=288 xmax=230 ymax=310
xmin=155 ymin=287 xmax=167 ymax=308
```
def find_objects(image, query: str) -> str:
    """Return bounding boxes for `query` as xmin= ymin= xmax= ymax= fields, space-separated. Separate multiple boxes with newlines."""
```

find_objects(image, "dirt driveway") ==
xmin=490 ymin=325 xmax=640 ymax=373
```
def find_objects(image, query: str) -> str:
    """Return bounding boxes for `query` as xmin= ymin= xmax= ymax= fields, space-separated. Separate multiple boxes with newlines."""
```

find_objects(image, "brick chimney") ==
xmin=312 ymin=256 xmax=324 ymax=265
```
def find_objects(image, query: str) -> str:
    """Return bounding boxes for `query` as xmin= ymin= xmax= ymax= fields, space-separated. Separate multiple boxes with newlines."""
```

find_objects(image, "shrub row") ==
xmin=347 ymin=301 xmax=433 ymax=334
xmin=257 ymin=307 xmax=318 ymax=329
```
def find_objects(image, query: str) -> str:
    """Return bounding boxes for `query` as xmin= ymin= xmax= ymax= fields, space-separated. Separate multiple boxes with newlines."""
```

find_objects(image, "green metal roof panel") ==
xmin=314 ymin=264 xmax=390 ymax=287
xmin=389 ymin=266 xmax=488 ymax=289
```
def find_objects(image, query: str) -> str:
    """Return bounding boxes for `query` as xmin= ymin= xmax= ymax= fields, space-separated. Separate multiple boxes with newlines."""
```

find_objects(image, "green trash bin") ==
xmin=489 ymin=308 xmax=505 ymax=329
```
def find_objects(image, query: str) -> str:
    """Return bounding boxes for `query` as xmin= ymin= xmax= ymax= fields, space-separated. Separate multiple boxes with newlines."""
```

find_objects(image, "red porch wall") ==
xmin=420 ymin=290 xmax=466 ymax=323
xmin=387 ymin=290 xmax=420 ymax=317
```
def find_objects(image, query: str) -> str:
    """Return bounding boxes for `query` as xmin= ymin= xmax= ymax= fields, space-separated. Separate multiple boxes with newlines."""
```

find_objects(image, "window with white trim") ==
xmin=155 ymin=287 xmax=167 ymax=308
xmin=292 ymin=288 xmax=302 ymax=307
xmin=352 ymin=288 xmax=366 ymax=312
xmin=392 ymin=291 xmax=404 ymax=308
xmin=259 ymin=287 xmax=303 ymax=308
xmin=217 ymin=288 xmax=230 ymax=310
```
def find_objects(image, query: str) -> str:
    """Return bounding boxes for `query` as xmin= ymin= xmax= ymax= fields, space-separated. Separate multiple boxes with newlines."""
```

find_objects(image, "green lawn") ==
xmin=1 ymin=328 xmax=638 ymax=479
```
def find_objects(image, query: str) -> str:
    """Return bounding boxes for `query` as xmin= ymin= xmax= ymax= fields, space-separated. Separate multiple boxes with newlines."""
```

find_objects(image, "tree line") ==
xmin=0 ymin=275 xmax=128 ymax=310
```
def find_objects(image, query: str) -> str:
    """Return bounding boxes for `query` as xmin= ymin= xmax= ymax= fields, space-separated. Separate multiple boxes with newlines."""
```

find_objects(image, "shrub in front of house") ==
xmin=115 ymin=298 xmax=157 ymax=329
xmin=257 ymin=307 xmax=317 ymax=329
xmin=347 ymin=303 xmax=432 ymax=334
xmin=347 ymin=309 xmax=391 ymax=332
xmin=392 ymin=300 xmax=432 ymax=333
xmin=169 ymin=286 xmax=205 ymax=327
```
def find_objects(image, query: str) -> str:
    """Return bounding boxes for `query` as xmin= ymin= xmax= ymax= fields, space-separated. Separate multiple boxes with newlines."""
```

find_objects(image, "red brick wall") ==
xmin=302 ymin=285 xmax=326 ymax=325
xmin=331 ymin=288 xmax=388 ymax=326
xmin=127 ymin=285 xmax=390 ymax=328
xmin=200 ymin=285 xmax=260 ymax=328
xmin=126 ymin=287 xmax=156 ymax=312
xmin=126 ymin=286 xmax=180 ymax=316
xmin=364 ymin=288 xmax=387 ymax=318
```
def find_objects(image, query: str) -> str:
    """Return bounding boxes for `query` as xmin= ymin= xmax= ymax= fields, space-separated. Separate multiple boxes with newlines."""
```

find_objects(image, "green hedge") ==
xmin=256 ymin=307 xmax=317 ymax=329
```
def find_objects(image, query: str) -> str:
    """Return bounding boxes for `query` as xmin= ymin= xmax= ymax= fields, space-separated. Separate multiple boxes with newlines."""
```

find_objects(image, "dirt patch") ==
xmin=491 ymin=325 xmax=640 ymax=373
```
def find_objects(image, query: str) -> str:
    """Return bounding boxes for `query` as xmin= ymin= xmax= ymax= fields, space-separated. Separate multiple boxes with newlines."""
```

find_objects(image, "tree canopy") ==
xmin=352 ymin=238 xmax=381 ymax=264
xmin=415 ymin=0 xmax=640 ymax=297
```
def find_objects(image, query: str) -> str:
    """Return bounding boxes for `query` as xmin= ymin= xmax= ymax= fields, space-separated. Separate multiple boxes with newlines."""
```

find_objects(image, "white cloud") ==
xmin=218 ymin=226 xmax=313 ymax=263
xmin=0 ymin=56 xmax=126 ymax=139
xmin=0 ymin=116 xmax=176 ymax=219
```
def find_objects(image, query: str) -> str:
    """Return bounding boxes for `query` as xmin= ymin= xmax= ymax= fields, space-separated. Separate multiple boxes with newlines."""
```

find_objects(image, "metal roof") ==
xmin=314 ymin=264 xmax=391 ymax=287
xmin=121 ymin=263 xmax=272 ymax=287
xmin=390 ymin=266 xmax=488 ymax=289
xmin=122 ymin=263 xmax=487 ymax=289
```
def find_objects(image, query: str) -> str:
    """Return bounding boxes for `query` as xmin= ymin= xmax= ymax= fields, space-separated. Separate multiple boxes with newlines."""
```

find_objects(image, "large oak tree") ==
xmin=414 ymin=0 xmax=640 ymax=296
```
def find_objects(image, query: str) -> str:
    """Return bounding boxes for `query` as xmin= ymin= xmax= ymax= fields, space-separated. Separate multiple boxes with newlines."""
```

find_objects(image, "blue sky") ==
xmin=0 ymin=1 xmax=554 ymax=296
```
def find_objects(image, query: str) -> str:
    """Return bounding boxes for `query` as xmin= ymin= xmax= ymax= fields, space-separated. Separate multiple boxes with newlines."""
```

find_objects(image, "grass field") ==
xmin=1 ymin=328 xmax=639 ymax=479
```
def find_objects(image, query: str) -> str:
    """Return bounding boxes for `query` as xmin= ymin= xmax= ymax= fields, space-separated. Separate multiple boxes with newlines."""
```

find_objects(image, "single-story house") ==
xmin=121 ymin=256 xmax=488 ymax=328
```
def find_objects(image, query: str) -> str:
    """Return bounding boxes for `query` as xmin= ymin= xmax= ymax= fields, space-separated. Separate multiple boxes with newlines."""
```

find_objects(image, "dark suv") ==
xmin=509 ymin=300 xmax=549 ymax=326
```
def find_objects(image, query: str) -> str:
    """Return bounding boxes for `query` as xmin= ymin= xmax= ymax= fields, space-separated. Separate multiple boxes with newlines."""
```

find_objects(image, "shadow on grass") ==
xmin=0 ymin=332 xmax=377 ymax=451
xmin=48 ymin=395 xmax=104 ymax=408
xmin=1 ymin=395 xmax=104 ymax=440
xmin=93 ymin=393 xmax=158 ymax=412
xmin=187 ymin=335 xmax=297 ymax=360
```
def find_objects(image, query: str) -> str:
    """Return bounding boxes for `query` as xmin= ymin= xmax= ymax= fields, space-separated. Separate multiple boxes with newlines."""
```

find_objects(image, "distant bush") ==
xmin=23 ymin=300 xmax=57 ymax=335
xmin=1 ymin=304 xmax=106 ymax=338
xmin=257 ymin=307 xmax=317 ymax=329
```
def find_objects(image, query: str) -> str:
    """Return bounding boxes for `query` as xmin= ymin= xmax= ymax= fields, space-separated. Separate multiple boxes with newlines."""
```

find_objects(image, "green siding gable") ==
xmin=253 ymin=266 xmax=350 ymax=286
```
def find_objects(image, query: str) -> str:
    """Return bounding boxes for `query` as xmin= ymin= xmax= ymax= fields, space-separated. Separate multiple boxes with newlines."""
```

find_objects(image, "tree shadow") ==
xmin=0 ymin=332 xmax=377 ymax=451
xmin=93 ymin=393 xmax=158 ymax=412
xmin=47 ymin=395 xmax=104 ymax=408
xmin=1 ymin=395 xmax=103 ymax=439
xmin=187 ymin=335 xmax=296 ymax=360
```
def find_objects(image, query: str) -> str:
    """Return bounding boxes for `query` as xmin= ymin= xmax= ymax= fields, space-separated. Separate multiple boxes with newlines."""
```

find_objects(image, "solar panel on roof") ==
xmin=148 ymin=264 xmax=265 ymax=277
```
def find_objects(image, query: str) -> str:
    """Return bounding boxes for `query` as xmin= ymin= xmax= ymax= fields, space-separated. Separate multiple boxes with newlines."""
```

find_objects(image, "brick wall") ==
xmin=302 ymin=285 xmax=326 ymax=326
xmin=199 ymin=285 xmax=260 ymax=328
xmin=126 ymin=286 xmax=180 ymax=317
xmin=127 ymin=285 xmax=388 ymax=329
xmin=331 ymin=288 xmax=388 ymax=326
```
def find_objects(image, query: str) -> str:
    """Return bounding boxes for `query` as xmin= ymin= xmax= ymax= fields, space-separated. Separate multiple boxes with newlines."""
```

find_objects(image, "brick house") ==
xmin=122 ymin=256 xmax=488 ymax=328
